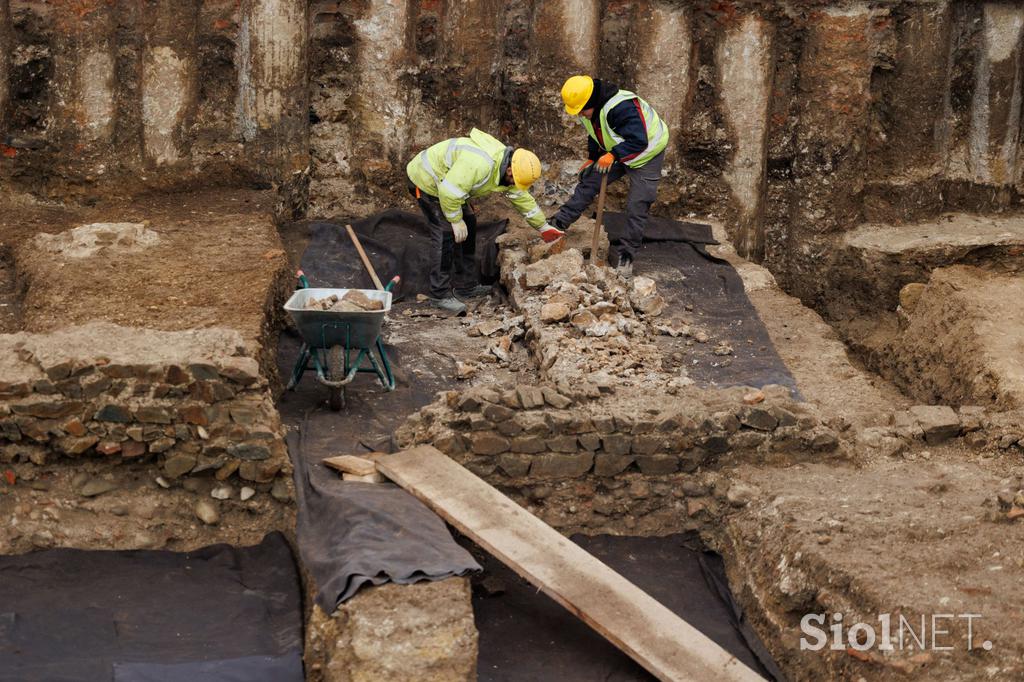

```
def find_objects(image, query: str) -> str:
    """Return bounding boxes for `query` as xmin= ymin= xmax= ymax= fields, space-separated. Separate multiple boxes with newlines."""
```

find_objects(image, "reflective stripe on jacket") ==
xmin=579 ymin=90 xmax=668 ymax=168
xmin=406 ymin=129 xmax=546 ymax=229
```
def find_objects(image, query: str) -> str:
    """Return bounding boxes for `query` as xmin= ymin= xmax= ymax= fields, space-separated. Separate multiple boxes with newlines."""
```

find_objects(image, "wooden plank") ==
xmin=377 ymin=446 xmax=764 ymax=682
xmin=322 ymin=455 xmax=377 ymax=476
xmin=342 ymin=471 xmax=384 ymax=483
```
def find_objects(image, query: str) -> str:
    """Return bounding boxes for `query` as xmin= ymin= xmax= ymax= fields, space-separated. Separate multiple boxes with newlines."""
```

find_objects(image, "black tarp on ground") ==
xmin=0 ymin=532 xmax=304 ymax=682
xmin=298 ymin=210 xmax=508 ymax=301
xmin=473 ymin=534 xmax=784 ymax=682
xmin=301 ymin=208 xmax=796 ymax=392
xmin=289 ymin=427 xmax=481 ymax=610
xmin=281 ymin=212 xmax=483 ymax=612
xmin=603 ymin=213 xmax=799 ymax=394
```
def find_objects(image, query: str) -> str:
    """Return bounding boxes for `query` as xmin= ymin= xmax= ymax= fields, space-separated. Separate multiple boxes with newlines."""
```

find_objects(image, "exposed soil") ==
xmin=723 ymin=445 xmax=1024 ymax=681
xmin=0 ymin=248 xmax=21 ymax=334
xmin=0 ymin=456 xmax=293 ymax=555
xmin=0 ymin=190 xmax=290 ymax=347
xmin=0 ymin=187 xmax=297 ymax=560
xmin=4 ymin=3 xmax=1024 ymax=677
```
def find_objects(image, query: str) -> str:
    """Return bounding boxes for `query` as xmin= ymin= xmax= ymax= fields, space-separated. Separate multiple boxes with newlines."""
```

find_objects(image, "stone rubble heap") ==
xmin=0 ymin=323 xmax=288 ymax=484
xmin=304 ymin=289 xmax=384 ymax=312
xmin=494 ymin=226 xmax=727 ymax=392
xmin=499 ymin=245 xmax=671 ymax=383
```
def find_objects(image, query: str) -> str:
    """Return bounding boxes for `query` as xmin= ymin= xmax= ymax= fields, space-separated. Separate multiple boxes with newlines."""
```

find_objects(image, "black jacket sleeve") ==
xmin=605 ymin=98 xmax=649 ymax=163
xmin=587 ymin=135 xmax=601 ymax=162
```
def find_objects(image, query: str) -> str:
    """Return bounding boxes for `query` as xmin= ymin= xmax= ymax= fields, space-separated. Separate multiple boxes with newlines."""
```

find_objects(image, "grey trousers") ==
xmin=553 ymin=150 xmax=665 ymax=259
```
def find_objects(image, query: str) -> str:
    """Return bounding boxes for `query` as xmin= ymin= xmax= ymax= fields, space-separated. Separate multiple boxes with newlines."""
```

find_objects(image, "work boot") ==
xmin=455 ymin=284 xmax=493 ymax=299
xmin=428 ymin=296 xmax=468 ymax=315
xmin=615 ymin=253 xmax=634 ymax=277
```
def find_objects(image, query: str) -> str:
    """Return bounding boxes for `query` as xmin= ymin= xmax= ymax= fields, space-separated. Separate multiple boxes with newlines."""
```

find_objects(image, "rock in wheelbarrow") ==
xmin=341 ymin=289 xmax=384 ymax=311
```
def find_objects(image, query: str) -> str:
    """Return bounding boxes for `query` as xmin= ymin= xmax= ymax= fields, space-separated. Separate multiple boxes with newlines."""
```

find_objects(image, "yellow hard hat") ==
xmin=511 ymin=148 xmax=542 ymax=190
xmin=561 ymin=75 xmax=594 ymax=116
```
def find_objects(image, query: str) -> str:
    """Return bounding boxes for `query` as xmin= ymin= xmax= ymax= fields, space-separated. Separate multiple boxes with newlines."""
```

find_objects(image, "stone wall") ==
xmin=0 ymin=323 xmax=288 ymax=484
xmin=395 ymin=381 xmax=840 ymax=532
xmin=305 ymin=579 xmax=477 ymax=682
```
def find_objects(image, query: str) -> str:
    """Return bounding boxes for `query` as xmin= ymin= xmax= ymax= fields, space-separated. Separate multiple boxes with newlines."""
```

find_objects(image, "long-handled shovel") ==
xmin=346 ymin=224 xmax=385 ymax=291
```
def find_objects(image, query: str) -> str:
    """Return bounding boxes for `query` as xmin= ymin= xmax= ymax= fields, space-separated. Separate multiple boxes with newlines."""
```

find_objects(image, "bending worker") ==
xmin=549 ymin=75 xmax=669 ymax=274
xmin=407 ymin=128 xmax=562 ymax=314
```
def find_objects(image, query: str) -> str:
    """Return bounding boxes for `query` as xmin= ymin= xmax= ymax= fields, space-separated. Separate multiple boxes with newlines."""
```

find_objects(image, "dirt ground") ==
xmin=0 ymin=456 xmax=294 ymax=554
xmin=725 ymin=445 xmax=1024 ymax=681
xmin=0 ymin=187 xmax=296 ymax=558
xmin=2 ymin=180 xmax=1023 ymax=682
xmin=0 ymin=189 xmax=290 ymax=353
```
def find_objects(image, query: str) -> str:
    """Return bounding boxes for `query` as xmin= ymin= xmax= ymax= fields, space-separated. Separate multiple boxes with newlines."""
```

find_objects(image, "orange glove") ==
xmin=596 ymin=152 xmax=615 ymax=174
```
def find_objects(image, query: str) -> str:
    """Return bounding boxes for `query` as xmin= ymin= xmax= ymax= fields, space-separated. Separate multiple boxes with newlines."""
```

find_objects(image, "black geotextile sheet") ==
xmin=473 ymin=533 xmax=785 ymax=682
xmin=304 ymin=208 xmax=796 ymax=392
xmin=0 ymin=532 xmax=304 ymax=682
xmin=288 ymin=427 xmax=481 ymax=611
xmin=603 ymin=212 xmax=799 ymax=394
xmin=299 ymin=209 xmax=508 ymax=301
xmin=285 ymin=210 xmax=487 ymax=612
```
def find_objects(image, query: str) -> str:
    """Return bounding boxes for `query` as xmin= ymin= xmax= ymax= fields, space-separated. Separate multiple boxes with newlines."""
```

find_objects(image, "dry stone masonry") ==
xmin=0 ymin=323 xmax=288 ymax=485
xmin=395 ymin=381 xmax=841 ymax=534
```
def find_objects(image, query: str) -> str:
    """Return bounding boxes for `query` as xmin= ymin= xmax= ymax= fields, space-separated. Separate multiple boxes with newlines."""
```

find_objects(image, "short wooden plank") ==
xmin=342 ymin=471 xmax=385 ymax=483
xmin=377 ymin=446 xmax=764 ymax=682
xmin=323 ymin=455 xmax=377 ymax=476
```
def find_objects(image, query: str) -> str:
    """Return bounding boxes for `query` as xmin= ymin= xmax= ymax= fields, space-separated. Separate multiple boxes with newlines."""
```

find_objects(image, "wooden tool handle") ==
xmin=346 ymin=224 xmax=384 ymax=291
xmin=591 ymin=173 xmax=609 ymax=265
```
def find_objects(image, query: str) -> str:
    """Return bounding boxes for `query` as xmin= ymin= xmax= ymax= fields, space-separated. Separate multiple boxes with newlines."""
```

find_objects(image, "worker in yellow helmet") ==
xmin=551 ymin=75 xmax=669 ymax=275
xmin=407 ymin=128 xmax=558 ymax=314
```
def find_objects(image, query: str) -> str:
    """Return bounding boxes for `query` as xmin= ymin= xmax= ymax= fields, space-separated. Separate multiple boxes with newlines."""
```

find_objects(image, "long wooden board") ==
xmin=377 ymin=446 xmax=764 ymax=682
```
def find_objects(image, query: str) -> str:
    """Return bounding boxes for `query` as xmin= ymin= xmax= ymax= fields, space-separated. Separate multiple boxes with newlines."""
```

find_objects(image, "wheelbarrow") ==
xmin=283 ymin=272 xmax=399 ymax=411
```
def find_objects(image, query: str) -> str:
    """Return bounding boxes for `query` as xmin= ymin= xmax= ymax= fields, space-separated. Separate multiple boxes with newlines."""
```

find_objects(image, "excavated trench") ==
xmin=274 ymin=211 xmax=793 ymax=680
xmin=4 ymin=0 xmax=1024 ymax=680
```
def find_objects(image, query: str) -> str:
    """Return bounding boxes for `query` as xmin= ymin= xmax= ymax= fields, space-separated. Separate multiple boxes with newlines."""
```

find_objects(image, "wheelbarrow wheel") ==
xmin=328 ymin=386 xmax=344 ymax=411
xmin=327 ymin=345 xmax=345 ymax=411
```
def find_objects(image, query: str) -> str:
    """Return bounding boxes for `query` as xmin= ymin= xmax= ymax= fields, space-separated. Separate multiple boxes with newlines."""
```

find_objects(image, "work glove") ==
xmin=539 ymin=223 xmax=564 ymax=243
xmin=577 ymin=159 xmax=595 ymax=183
xmin=596 ymin=152 xmax=616 ymax=174
xmin=451 ymin=220 xmax=468 ymax=243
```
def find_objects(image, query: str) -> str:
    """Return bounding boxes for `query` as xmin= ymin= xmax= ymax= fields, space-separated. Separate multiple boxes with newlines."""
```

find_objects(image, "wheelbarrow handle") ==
xmin=296 ymin=269 xmax=310 ymax=289
xmin=385 ymin=275 xmax=400 ymax=292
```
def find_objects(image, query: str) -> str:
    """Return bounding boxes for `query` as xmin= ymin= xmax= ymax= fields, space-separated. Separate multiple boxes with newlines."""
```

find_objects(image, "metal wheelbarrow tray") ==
xmin=284 ymin=287 xmax=396 ymax=411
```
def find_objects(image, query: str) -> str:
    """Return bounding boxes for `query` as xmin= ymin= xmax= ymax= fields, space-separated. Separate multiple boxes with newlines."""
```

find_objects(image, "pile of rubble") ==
xmin=304 ymin=289 xmax=385 ymax=312
xmin=495 ymin=237 xmax=734 ymax=397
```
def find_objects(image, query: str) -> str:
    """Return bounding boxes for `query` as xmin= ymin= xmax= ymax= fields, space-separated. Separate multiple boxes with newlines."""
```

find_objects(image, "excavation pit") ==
xmin=4 ymin=0 xmax=1024 ymax=679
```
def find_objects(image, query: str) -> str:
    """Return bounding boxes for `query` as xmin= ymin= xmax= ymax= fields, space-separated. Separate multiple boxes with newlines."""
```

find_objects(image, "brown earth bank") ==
xmin=0 ymin=187 xmax=296 ymax=554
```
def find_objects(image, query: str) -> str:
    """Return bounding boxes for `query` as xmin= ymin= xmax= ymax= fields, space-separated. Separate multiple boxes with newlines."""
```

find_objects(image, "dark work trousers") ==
xmin=408 ymin=182 xmax=479 ymax=299
xmin=552 ymin=150 xmax=665 ymax=260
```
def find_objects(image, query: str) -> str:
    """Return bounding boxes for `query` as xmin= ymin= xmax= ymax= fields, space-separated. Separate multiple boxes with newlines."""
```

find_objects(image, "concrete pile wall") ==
xmin=0 ymin=323 xmax=289 ymax=484
xmin=0 ymin=0 xmax=307 ymax=197
xmin=6 ymin=2 xmax=1024 ymax=293
xmin=302 ymin=2 xmax=1024 ymax=259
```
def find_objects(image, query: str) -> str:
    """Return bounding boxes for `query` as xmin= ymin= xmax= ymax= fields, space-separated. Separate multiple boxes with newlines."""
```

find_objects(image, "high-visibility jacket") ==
xmin=406 ymin=129 xmax=546 ymax=229
xmin=580 ymin=90 xmax=668 ymax=168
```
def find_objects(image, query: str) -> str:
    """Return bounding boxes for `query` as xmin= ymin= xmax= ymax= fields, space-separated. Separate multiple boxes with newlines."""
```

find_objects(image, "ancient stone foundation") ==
xmin=0 ymin=323 xmax=288 ymax=484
